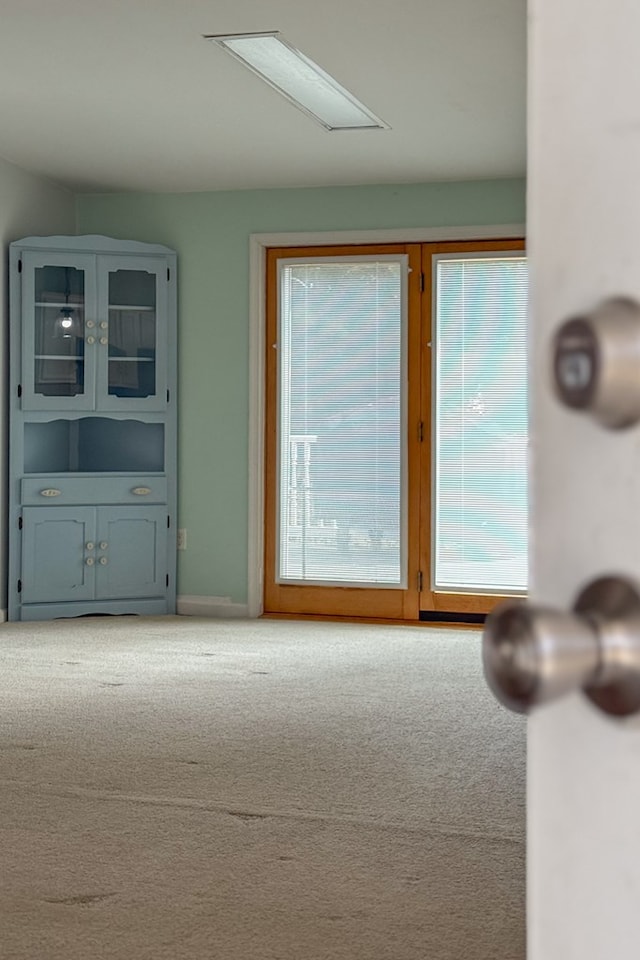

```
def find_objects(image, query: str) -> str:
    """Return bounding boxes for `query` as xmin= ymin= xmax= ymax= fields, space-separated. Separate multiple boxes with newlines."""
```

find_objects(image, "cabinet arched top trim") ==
xmin=11 ymin=235 xmax=176 ymax=257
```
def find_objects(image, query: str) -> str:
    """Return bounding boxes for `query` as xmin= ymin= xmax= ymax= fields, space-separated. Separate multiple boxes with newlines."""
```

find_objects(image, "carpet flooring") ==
xmin=0 ymin=616 xmax=525 ymax=960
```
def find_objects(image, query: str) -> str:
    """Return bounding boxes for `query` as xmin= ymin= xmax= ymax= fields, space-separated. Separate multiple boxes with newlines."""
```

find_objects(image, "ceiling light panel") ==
xmin=205 ymin=32 xmax=388 ymax=131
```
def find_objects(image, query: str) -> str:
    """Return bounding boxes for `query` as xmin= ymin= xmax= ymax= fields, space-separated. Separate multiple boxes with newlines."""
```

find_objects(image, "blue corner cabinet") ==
xmin=8 ymin=235 xmax=177 ymax=621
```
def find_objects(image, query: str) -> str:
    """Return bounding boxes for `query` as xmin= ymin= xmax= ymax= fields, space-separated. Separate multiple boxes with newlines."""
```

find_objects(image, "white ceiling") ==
xmin=0 ymin=0 xmax=526 ymax=195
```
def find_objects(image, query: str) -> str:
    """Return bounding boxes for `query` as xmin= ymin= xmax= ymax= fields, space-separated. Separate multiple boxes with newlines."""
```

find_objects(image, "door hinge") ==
xmin=166 ymin=389 xmax=170 ymax=403
xmin=18 ymin=516 xmax=23 ymax=530
xmin=417 ymin=571 xmax=423 ymax=592
xmin=18 ymin=259 xmax=22 ymax=273
xmin=166 ymin=574 xmax=170 ymax=587
xmin=420 ymin=272 xmax=425 ymax=292
xmin=167 ymin=514 xmax=171 ymax=528
xmin=17 ymin=384 xmax=22 ymax=398
xmin=17 ymin=579 xmax=22 ymax=594
xmin=418 ymin=421 xmax=424 ymax=442
xmin=167 ymin=267 xmax=170 ymax=281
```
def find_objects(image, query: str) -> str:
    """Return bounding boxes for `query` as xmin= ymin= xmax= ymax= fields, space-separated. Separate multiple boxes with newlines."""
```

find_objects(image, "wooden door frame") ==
xmin=419 ymin=238 xmax=527 ymax=617
xmin=263 ymin=243 xmax=422 ymax=621
xmin=247 ymin=224 xmax=525 ymax=618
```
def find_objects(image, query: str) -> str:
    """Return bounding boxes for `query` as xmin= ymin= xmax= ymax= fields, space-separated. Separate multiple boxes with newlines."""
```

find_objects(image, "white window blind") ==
xmin=434 ymin=254 xmax=528 ymax=594
xmin=277 ymin=257 xmax=406 ymax=586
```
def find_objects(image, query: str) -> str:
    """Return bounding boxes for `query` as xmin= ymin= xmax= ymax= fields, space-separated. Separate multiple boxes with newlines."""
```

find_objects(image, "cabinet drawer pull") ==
xmin=86 ymin=335 xmax=96 ymax=345
xmin=40 ymin=488 xmax=62 ymax=498
xmin=131 ymin=486 xmax=151 ymax=496
xmin=99 ymin=336 xmax=108 ymax=345
xmin=85 ymin=557 xmax=95 ymax=566
xmin=99 ymin=556 xmax=108 ymax=566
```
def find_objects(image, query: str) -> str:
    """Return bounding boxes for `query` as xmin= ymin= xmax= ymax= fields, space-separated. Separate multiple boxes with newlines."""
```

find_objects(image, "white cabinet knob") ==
xmin=131 ymin=487 xmax=151 ymax=496
xmin=86 ymin=336 xmax=95 ymax=345
xmin=100 ymin=321 xmax=108 ymax=330
xmin=40 ymin=488 xmax=61 ymax=498
xmin=100 ymin=337 xmax=108 ymax=345
xmin=86 ymin=320 xmax=95 ymax=329
xmin=99 ymin=556 xmax=108 ymax=566
xmin=86 ymin=557 xmax=95 ymax=566
xmin=99 ymin=541 xmax=108 ymax=550
xmin=86 ymin=542 xmax=95 ymax=551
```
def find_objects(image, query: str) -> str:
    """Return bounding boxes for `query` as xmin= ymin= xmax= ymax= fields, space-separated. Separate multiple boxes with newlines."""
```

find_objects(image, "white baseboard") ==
xmin=177 ymin=595 xmax=251 ymax=619
xmin=0 ymin=609 xmax=7 ymax=623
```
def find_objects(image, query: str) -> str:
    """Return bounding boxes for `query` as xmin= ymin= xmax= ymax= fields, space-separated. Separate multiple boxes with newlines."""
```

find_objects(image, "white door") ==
xmin=526 ymin=0 xmax=640 ymax=956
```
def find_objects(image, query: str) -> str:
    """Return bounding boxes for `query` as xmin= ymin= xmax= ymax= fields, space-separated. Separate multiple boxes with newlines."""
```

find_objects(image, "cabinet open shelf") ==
xmin=36 ymin=301 xmax=85 ymax=308
xmin=109 ymin=304 xmax=154 ymax=312
xmin=24 ymin=418 xmax=164 ymax=473
xmin=35 ymin=355 xmax=84 ymax=360
xmin=23 ymin=471 xmax=165 ymax=477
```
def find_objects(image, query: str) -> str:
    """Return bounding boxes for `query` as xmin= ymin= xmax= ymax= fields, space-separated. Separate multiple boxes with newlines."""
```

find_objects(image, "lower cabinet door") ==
xmin=95 ymin=505 xmax=167 ymax=600
xmin=22 ymin=506 xmax=97 ymax=603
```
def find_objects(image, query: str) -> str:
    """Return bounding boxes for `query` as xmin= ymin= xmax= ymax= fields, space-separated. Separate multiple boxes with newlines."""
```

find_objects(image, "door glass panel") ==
xmin=108 ymin=269 xmax=156 ymax=398
xmin=277 ymin=258 xmax=406 ymax=586
xmin=434 ymin=254 xmax=528 ymax=594
xmin=34 ymin=265 xmax=85 ymax=397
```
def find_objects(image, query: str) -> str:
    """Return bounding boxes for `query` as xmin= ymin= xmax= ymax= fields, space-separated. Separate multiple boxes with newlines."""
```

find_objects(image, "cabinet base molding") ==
xmin=18 ymin=598 xmax=171 ymax=622
xmin=177 ymin=595 xmax=250 ymax=619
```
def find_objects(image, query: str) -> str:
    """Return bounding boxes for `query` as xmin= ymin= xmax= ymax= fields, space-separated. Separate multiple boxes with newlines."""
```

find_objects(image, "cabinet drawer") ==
xmin=21 ymin=476 xmax=168 ymax=505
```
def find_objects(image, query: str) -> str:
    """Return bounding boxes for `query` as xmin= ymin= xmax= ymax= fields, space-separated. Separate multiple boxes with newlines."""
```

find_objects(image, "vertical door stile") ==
xmin=404 ymin=243 xmax=424 ymax=621
xmin=528 ymin=1 xmax=640 ymax=956
xmin=419 ymin=243 xmax=436 ymax=613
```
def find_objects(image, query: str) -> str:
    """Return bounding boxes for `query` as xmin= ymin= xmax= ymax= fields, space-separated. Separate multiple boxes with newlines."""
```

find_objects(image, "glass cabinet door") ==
xmin=98 ymin=256 xmax=168 ymax=411
xmin=21 ymin=252 xmax=97 ymax=410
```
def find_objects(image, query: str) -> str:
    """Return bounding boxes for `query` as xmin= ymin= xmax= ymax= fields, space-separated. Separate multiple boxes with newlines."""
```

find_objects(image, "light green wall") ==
xmin=76 ymin=178 xmax=526 ymax=604
xmin=0 ymin=157 xmax=76 ymax=612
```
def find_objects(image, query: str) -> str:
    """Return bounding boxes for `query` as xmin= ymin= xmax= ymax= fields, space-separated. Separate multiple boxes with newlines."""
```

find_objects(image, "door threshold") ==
xmin=261 ymin=611 xmax=483 ymax=629
xmin=419 ymin=609 xmax=487 ymax=625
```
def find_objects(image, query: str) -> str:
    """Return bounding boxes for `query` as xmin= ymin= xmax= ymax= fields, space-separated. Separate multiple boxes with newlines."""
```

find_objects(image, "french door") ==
xmin=264 ymin=239 xmax=526 ymax=621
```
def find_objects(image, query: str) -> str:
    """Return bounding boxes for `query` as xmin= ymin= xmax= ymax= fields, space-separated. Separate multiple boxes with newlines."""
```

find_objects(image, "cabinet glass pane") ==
xmin=108 ymin=269 xmax=157 ymax=398
xmin=34 ymin=265 xmax=85 ymax=397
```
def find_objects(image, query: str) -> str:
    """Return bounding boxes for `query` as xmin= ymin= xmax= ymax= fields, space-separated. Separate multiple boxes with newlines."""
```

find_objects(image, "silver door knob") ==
xmin=483 ymin=575 xmax=640 ymax=717
xmin=553 ymin=297 xmax=640 ymax=428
